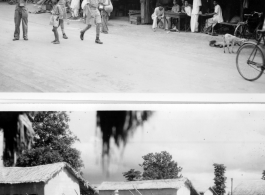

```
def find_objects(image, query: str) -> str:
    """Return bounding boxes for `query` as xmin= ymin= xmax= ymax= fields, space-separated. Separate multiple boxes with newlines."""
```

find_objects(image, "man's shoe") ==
xmin=63 ymin=33 xmax=68 ymax=39
xmin=24 ymin=37 xmax=28 ymax=40
xmin=80 ymin=32 xmax=84 ymax=40
xmin=51 ymin=40 xmax=56 ymax=43
xmin=95 ymin=39 xmax=103 ymax=44
xmin=53 ymin=41 xmax=60 ymax=44
xmin=13 ymin=38 xmax=19 ymax=41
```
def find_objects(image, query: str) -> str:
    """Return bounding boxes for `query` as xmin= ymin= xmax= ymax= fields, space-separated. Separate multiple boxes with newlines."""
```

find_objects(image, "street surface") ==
xmin=1 ymin=2 xmax=265 ymax=92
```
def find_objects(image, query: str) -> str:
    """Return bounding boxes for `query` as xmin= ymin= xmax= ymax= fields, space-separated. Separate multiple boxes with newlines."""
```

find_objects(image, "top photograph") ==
xmin=0 ymin=0 xmax=264 ymax=93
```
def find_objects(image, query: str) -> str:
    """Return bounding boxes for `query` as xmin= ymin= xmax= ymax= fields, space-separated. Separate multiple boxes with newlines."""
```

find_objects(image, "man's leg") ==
xmin=101 ymin=12 xmax=108 ymax=33
xmin=165 ymin=17 xmax=171 ymax=30
xmin=14 ymin=9 xmax=21 ymax=40
xmin=80 ymin=24 xmax=91 ymax=40
xmin=95 ymin=23 xmax=103 ymax=44
xmin=152 ymin=15 xmax=158 ymax=30
xmin=94 ymin=12 xmax=103 ymax=44
xmin=21 ymin=7 xmax=28 ymax=40
xmin=53 ymin=26 xmax=60 ymax=44
xmin=60 ymin=19 xmax=68 ymax=39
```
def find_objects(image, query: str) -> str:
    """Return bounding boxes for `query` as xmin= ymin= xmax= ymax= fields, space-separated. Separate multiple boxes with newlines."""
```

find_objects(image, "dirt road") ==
xmin=1 ymin=3 xmax=265 ymax=93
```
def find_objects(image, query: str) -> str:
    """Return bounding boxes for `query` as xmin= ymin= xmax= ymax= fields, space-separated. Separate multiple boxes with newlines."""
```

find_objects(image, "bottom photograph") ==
xmin=0 ymin=106 xmax=264 ymax=195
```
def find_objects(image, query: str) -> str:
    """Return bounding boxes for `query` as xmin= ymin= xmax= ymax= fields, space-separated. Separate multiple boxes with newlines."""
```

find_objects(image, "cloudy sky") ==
xmin=67 ymin=106 xmax=265 ymax=193
xmin=1 ymin=105 xmax=265 ymax=193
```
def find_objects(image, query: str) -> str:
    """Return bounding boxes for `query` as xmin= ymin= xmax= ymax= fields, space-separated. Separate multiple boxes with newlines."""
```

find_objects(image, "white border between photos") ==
xmin=1 ymin=103 xmax=265 ymax=111
xmin=0 ymin=93 xmax=264 ymax=103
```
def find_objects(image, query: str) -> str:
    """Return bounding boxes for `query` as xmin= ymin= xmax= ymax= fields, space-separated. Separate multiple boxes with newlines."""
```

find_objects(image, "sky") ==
xmin=1 ymin=106 xmax=265 ymax=193
xmin=67 ymin=108 xmax=265 ymax=193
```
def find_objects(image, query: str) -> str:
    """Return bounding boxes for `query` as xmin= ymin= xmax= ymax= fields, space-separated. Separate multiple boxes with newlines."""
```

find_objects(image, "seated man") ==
xmin=182 ymin=0 xmax=191 ymax=30
xmin=183 ymin=0 xmax=191 ymax=16
xmin=165 ymin=0 xmax=180 ymax=30
xmin=151 ymin=4 xmax=165 ymax=31
xmin=205 ymin=0 xmax=223 ymax=34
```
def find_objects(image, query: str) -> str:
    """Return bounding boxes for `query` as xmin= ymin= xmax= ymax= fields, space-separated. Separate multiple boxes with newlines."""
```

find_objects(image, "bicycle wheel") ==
xmin=234 ymin=25 xmax=244 ymax=38
xmin=236 ymin=43 xmax=264 ymax=81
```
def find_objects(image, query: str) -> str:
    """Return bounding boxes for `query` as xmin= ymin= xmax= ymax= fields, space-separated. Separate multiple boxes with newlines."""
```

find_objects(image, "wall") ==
xmin=177 ymin=186 xmax=190 ymax=195
xmin=44 ymin=168 xmax=80 ymax=195
xmin=0 ymin=182 xmax=45 ymax=195
xmin=204 ymin=190 xmax=213 ymax=195
xmin=100 ymin=188 xmax=182 ymax=195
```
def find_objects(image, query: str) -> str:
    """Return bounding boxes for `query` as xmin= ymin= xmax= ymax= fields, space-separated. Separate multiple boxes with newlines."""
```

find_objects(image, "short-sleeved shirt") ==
xmin=184 ymin=5 xmax=191 ymax=16
xmin=52 ymin=4 xmax=64 ymax=19
xmin=16 ymin=0 xmax=26 ymax=7
xmin=171 ymin=4 xmax=180 ymax=13
xmin=213 ymin=4 xmax=223 ymax=23
xmin=152 ymin=7 xmax=164 ymax=17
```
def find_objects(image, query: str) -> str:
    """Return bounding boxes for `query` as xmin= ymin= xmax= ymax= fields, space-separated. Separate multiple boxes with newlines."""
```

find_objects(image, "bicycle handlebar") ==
xmin=244 ymin=12 xmax=263 ymax=18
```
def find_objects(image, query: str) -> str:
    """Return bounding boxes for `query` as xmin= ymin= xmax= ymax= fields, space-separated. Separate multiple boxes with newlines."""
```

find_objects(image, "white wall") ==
xmin=45 ymin=168 xmax=80 ymax=195
xmin=177 ymin=186 xmax=190 ymax=195
xmin=204 ymin=190 xmax=213 ymax=195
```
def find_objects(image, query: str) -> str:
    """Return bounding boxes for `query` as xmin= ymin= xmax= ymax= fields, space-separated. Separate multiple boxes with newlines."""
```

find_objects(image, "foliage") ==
xmin=139 ymin=151 xmax=182 ymax=180
xmin=14 ymin=112 xmax=84 ymax=171
xmin=213 ymin=163 xmax=227 ymax=195
xmin=261 ymin=170 xmax=265 ymax=180
xmin=123 ymin=169 xmax=142 ymax=181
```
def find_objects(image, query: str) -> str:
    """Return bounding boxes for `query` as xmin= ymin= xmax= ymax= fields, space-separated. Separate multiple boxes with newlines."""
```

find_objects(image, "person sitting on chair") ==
xmin=151 ymin=4 xmax=165 ymax=31
xmin=183 ymin=0 xmax=191 ymax=16
xmin=165 ymin=0 xmax=180 ymax=30
xmin=205 ymin=0 xmax=223 ymax=35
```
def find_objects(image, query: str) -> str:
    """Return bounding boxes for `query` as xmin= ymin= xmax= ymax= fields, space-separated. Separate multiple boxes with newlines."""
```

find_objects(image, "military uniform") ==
xmin=80 ymin=0 xmax=107 ymax=44
xmin=14 ymin=0 xmax=28 ymax=40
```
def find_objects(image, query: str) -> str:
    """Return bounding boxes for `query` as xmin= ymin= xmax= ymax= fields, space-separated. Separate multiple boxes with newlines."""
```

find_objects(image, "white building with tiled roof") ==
xmin=0 ymin=162 xmax=94 ymax=195
xmin=98 ymin=178 xmax=200 ymax=195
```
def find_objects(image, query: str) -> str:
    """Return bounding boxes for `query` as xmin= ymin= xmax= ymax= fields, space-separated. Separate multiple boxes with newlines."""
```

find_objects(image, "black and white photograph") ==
xmin=0 ymin=0 xmax=265 ymax=92
xmin=1 ymin=104 xmax=265 ymax=195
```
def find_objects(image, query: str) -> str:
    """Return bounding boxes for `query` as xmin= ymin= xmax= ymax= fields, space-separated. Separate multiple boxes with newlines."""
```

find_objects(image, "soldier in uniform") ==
xmin=13 ymin=0 xmax=28 ymax=41
xmin=80 ymin=0 xmax=110 ymax=44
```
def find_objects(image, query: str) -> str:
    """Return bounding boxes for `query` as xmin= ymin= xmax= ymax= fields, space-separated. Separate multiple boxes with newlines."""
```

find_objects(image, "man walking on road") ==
xmin=80 ymin=0 xmax=110 ymax=44
xmin=13 ymin=0 xmax=28 ymax=41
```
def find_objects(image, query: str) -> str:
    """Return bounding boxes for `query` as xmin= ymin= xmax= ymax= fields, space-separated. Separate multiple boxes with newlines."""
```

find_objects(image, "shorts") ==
xmin=86 ymin=9 xmax=101 ymax=25
xmin=59 ymin=4 xmax=67 ymax=19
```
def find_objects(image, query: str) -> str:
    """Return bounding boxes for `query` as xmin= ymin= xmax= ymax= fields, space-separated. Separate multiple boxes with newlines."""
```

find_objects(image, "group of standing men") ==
xmin=151 ymin=0 xmax=223 ymax=34
xmin=13 ymin=0 xmax=112 ymax=44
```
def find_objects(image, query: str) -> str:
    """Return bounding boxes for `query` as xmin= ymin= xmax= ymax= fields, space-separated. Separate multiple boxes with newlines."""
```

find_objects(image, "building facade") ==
xmin=0 ymin=162 xmax=94 ymax=195
xmin=98 ymin=178 xmax=199 ymax=195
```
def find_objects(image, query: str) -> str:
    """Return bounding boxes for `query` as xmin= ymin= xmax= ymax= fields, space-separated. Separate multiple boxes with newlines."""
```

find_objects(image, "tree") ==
xmin=213 ymin=163 xmax=227 ymax=195
xmin=1 ymin=111 xmax=153 ymax=167
xmin=139 ymin=151 xmax=182 ymax=180
xmin=262 ymin=170 xmax=265 ymax=180
xmin=13 ymin=112 xmax=84 ymax=171
xmin=123 ymin=169 xmax=142 ymax=181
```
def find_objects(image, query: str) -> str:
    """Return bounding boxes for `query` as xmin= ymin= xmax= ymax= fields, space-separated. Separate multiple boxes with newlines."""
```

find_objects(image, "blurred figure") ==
xmin=70 ymin=0 xmax=80 ymax=19
xmin=13 ymin=0 xmax=28 ymax=41
xmin=204 ymin=0 xmax=223 ymax=34
xmin=151 ymin=4 xmax=165 ymax=31
xmin=165 ymin=0 xmax=180 ymax=30
xmin=58 ymin=0 xmax=69 ymax=39
xmin=100 ymin=0 xmax=113 ymax=34
xmin=190 ymin=0 xmax=201 ymax=32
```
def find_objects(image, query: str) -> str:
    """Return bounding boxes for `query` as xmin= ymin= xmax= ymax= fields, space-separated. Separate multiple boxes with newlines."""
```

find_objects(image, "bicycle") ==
xmin=236 ymin=30 xmax=265 ymax=81
xmin=234 ymin=11 xmax=263 ymax=41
